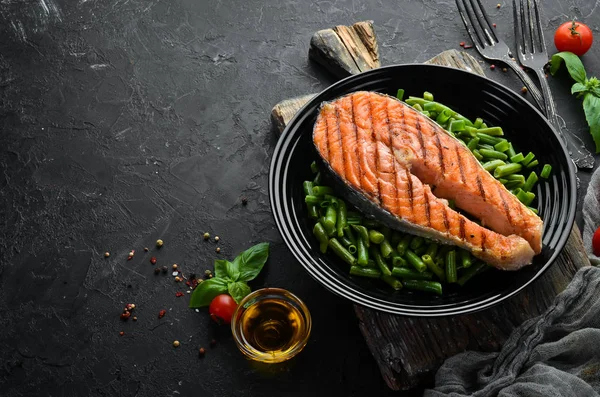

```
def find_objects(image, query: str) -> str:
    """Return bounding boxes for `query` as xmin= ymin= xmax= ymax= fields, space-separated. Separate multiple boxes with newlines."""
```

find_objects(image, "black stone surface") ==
xmin=0 ymin=1 xmax=598 ymax=396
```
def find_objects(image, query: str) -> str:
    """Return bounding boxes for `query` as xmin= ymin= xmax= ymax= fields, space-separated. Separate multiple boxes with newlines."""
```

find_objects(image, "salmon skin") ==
xmin=312 ymin=91 xmax=543 ymax=270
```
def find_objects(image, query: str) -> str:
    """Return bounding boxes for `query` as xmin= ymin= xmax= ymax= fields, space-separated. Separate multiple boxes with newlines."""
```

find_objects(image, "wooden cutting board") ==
xmin=271 ymin=23 xmax=590 ymax=390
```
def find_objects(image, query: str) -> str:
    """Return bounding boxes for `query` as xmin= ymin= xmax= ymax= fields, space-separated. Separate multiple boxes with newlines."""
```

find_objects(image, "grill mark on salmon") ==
xmin=434 ymin=134 xmax=446 ymax=177
xmin=313 ymin=91 xmax=543 ymax=270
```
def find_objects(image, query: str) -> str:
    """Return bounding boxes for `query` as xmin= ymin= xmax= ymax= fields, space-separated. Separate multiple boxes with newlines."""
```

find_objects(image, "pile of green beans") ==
xmin=305 ymin=164 xmax=491 ymax=295
xmin=304 ymin=90 xmax=552 ymax=295
xmin=399 ymin=89 xmax=552 ymax=210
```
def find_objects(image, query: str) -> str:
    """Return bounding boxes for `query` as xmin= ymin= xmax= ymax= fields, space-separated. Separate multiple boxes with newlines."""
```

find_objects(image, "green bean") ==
xmin=304 ymin=195 xmax=324 ymax=204
xmin=323 ymin=205 xmax=337 ymax=235
xmin=528 ymin=207 xmax=539 ymax=214
xmin=459 ymin=249 xmax=472 ymax=269
xmin=510 ymin=152 xmax=525 ymax=163
xmin=481 ymin=122 xmax=488 ymax=129
xmin=392 ymin=256 xmax=408 ymax=267
xmin=421 ymin=110 xmax=431 ymax=117
xmin=346 ymin=216 xmax=362 ymax=225
xmin=366 ymin=259 xmax=377 ymax=268
xmin=479 ymin=148 xmax=508 ymax=160
xmin=523 ymin=172 xmax=539 ymax=192
xmin=363 ymin=219 xmax=380 ymax=228
xmin=477 ymin=126 xmax=504 ymax=136
xmin=381 ymin=275 xmax=403 ymax=290
xmin=478 ymin=143 xmax=495 ymax=151
xmin=505 ymin=180 xmax=524 ymax=190
xmin=405 ymin=97 xmax=429 ymax=106
xmin=369 ymin=229 xmax=385 ymax=244
xmin=436 ymin=109 xmax=453 ymax=125
xmin=412 ymin=103 xmax=423 ymax=112
xmin=423 ymin=91 xmax=434 ymax=101
xmin=356 ymin=236 xmax=369 ymax=266
xmin=405 ymin=250 xmax=427 ymax=273
xmin=371 ymin=246 xmax=392 ymax=276
xmin=339 ymin=235 xmax=354 ymax=248
xmin=403 ymin=279 xmax=443 ymax=295
xmin=313 ymin=222 xmax=329 ymax=253
xmin=521 ymin=152 xmax=535 ymax=166
xmin=450 ymin=119 xmax=466 ymax=132
xmin=410 ymin=236 xmax=425 ymax=251
xmin=476 ymin=133 xmax=503 ymax=145
xmin=445 ymin=250 xmax=457 ymax=283
xmin=380 ymin=238 xmax=394 ymax=258
xmin=422 ymin=254 xmax=445 ymax=281
xmin=494 ymin=140 xmax=510 ymax=152
xmin=312 ymin=186 xmax=334 ymax=196
xmin=474 ymin=117 xmax=484 ymax=128
xmin=415 ymin=245 xmax=428 ymax=256
xmin=336 ymin=200 xmax=347 ymax=237
xmin=506 ymin=143 xmax=517 ymax=158
xmin=329 ymin=238 xmax=357 ymax=266
xmin=319 ymin=200 xmax=331 ymax=208
xmin=350 ymin=266 xmax=381 ymax=279
xmin=526 ymin=159 xmax=539 ymax=168
xmin=541 ymin=164 xmax=552 ymax=179
xmin=482 ymin=159 xmax=506 ymax=173
xmin=516 ymin=190 xmax=535 ymax=206
xmin=352 ymin=225 xmax=370 ymax=248
xmin=425 ymin=242 xmax=439 ymax=258
xmin=457 ymin=262 xmax=489 ymax=286
xmin=396 ymin=234 xmax=412 ymax=256
xmin=472 ymin=149 xmax=484 ymax=161
xmin=397 ymin=89 xmax=405 ymax=101
xmin=323 ymin=195 xmax=339 ymax=208
xmin=313 ymin=171 xmax=322 ymax=185
xmin=494 ymin=163 xmax=522 ymax=178
xmin=303 ymin=181 xmax=320 ymax=219
xmin=392 ymin=267 xmax=433 ymax=280
xmin=343 ymin=226 xmax=357 ymax=245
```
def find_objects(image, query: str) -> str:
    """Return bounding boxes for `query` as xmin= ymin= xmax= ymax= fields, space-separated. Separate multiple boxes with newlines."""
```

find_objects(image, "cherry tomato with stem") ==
xmin=554 ymin=20 xmax=593 ymax=56
xmin=209 ymin=294 xmax=237 ymax=325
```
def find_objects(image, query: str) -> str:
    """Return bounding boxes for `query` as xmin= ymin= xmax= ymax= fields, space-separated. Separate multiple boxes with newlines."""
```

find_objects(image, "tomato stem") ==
xmin=570 ymin=19 xmax=583 ymax=44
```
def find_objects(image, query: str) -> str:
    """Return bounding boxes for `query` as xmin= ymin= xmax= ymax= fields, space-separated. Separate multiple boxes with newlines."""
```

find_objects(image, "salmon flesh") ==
xmin=312 ymin=91 xmax=543 ymax=270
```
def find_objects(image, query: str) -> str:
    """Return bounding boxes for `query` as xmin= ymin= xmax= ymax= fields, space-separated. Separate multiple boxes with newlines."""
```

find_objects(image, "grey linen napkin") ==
xmin=424 ymin=170 xmax=600 ymax=397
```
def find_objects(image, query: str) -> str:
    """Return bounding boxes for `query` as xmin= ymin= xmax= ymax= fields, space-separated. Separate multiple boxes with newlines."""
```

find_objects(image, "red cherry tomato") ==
xmin=554 ymin=21 xmax=593 ymax=56
xmin=593 ymin=227 xmax=600 ymax=256
xmin=209 ymin=294 xmax=237 ymax=325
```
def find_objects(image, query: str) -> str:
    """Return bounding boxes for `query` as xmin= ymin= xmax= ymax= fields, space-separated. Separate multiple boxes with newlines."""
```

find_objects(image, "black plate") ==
xmin=268 ymin=64 xmax=577 ymax=316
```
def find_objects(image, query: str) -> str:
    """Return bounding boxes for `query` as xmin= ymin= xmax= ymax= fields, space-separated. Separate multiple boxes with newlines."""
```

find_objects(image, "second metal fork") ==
xmin=513 ymin=0 xmax=594 ymax=169
xmin=455 ymin=0 xmax=544 ymax=110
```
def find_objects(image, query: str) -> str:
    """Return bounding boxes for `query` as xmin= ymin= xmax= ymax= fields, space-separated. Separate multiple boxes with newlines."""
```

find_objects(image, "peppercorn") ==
xmin=162 ymin=266 xmax=168 ymax=274
xmin=150 ymin=257 xmax=157 ymax=265
xmin=463 ymin=44 xmax=473 ymax=49
xmin=208 ymin=274 xmax=213 ymax=278
xmin=175 ymin=291 xmax=184 ymax=297
xmin=502 ymin=68 xmax=508 ymax=72
xmin=199 ymin=347 xmax=206 ymax=357
xmin=214 ymin=236 xmax=220 ymax=242
xmin=173 ymin=340 xmax=180 ymax=348
xmin=210 ymin=339 xmax=217 ymax=347
xmin=493 ymin=23 xmax=497 ymax=28
xmin=158 ymin=309 xmax=166 ymax=319
xmin=172 ymin=264 xmax=178 ymax=270
xmin=204 ymin=270 xmax=212 ymax=277
xmin=127 ymin=303 xmax=136 ymax=310
xmin=119 ymin=331 xmax=124 ymax=336
xmin=174 ymin=276 xmax=181 ymax=282
xmin=241 ymin=197 xmax=248 ymax=205
xmin=144 ymin=247 xmax=149 ymax=252
xmin=203 ymin=232 xmax=210 ymax=240
xmin=156 ymin=239 xmax=164 ymax=248
xmin=496 ymin=3 xmax=501 ymax=8
xmin=154 ymin=268 xmax=160 ymax=275
xmin=133 ymin=316 xmax=137 ymax=321
xmin=490 ymin=64 xmax=496 ymax=70
xmin=120 ymin=312 xmax=131 ymax=321
xmin=459 ymin=41 xmax=465 ymax=47
xmin=104 ymin=252 xmax=110 ymax=258
xmin=521 ymin=86 xmax=528 ymax=94
xmin=215 ymin=247 xmax=221 ymax=253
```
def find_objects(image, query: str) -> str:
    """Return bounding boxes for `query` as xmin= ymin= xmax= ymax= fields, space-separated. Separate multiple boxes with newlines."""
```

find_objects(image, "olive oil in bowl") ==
xmin=231 ymin=288 xmax=311 ymax=363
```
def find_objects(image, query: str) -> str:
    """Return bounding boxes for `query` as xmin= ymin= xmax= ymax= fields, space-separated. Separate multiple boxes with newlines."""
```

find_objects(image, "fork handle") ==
xmin=502 ymin=57 xmax=544 ymax=110
xmin=534 ymin=70 xmax=594 ymax=169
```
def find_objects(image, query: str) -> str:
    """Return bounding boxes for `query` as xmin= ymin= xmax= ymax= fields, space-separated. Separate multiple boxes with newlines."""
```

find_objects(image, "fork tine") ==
xmin=526 ymin=0 xmax=537 ymax=53
xmin=472 ymin=0 xmax=499 ymax=43
xmin=513 ymin=0 xmax=524 ymax=55
xmin=532 ymin=0 xmax=547 ymax=54
xmin=455 ymin=0 xmax=486 ymax=50
xmin=519 ymin=0 xmax=530 ymax=54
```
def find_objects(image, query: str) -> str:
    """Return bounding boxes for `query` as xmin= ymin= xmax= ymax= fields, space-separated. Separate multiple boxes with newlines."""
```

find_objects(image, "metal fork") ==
xmin=513 ymin=0 xmax=594 ymax=169
xmin=455 ymin=0 xmax=544 ymax=110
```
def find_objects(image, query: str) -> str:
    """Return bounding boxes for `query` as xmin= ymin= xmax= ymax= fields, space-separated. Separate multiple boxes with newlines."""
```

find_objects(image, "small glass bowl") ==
xmin=231 ymin=288 xmax=311 ymax=364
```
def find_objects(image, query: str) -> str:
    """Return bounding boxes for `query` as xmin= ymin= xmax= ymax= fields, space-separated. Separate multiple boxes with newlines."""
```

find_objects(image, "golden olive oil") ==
xmin=239 ymin=298 xmax=307 ymax=355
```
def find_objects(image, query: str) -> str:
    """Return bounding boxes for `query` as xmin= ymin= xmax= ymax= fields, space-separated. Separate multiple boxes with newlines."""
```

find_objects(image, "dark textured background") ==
xmin=1 ymin=0 xmax=598 ymax=396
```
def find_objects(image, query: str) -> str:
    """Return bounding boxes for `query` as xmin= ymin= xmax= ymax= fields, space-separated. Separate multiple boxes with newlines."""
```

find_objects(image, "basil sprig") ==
xmin=550 ymin=51 xmax=600 ymax=153
xmin=189 ymin=242 xmax=269 ymax=307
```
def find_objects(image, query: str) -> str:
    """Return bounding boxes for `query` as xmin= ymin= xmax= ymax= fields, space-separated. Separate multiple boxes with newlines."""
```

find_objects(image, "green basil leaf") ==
xmin=571 ymin=82 xmax=588 ymax=95
xmin=188 ymin=277 xmax=228 ymax=308
xmin=550 ymin=52 xmax=587 ymax=84
xmin=214 ymin=259 xmax=239 ymax=281
xmin=583 ymin=93 xmax=600 ymax=153
xmin=228 ymin=281 xmax=252 ymax=304
xmin=233 ymin=242 xmax=270 ymax=282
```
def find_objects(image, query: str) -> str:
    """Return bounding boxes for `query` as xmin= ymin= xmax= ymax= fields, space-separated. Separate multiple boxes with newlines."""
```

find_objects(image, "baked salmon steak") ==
xmin=312 ymin=91 xmax=543 ymax=270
